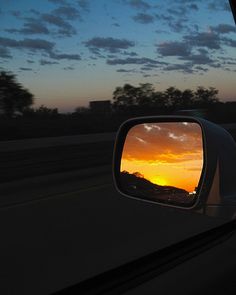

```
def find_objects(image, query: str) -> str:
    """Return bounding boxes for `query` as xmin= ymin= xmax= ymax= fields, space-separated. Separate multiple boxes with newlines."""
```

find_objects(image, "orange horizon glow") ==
xmin=121 ymin=122 xmax=203 ymax=193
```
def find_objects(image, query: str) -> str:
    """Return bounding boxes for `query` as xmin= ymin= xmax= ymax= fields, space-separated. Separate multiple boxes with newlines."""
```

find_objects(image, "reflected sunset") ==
xmin=121 ymin=122 xmax=203 ymax=193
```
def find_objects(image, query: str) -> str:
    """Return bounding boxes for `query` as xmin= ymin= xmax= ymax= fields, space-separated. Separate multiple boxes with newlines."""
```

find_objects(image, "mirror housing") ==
xmin=113 ymin=116 xmax=236 ymax=218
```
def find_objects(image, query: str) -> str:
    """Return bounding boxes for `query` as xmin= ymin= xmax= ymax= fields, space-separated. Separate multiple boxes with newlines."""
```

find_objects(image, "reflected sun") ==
xmin=149 ymin=176 xmax=167 ymax=186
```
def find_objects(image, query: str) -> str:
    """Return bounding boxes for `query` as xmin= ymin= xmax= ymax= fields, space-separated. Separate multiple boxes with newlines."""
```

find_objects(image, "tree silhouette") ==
xmin=113 ymin=83 xmax=156 ymax=109
xmin=112 ymin=83 xmax=219 ymax=111
xmin=135 ymin=83 xmax=155 ymax=106
xmin=0 ymin=71 xmax=34 ymax=117
xmin=181 ymin=89 xmax=194 ymax=107
xmin=74 ymin=106 xmax=90 ymax=114
xmin=35 ymin=105 xmax=58 ymax=117
xmin=193 ymin=86 xmax=219 ymax=107
xmin=164 ymin=87 xmax=182 ymax=108
xmin=113 ymin=84 xmax=138 ymax=110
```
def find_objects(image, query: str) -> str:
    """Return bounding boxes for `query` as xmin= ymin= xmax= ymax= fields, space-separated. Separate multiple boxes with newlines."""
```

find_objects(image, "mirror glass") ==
xmin=120 ymin=122 xmax=204 ymax=206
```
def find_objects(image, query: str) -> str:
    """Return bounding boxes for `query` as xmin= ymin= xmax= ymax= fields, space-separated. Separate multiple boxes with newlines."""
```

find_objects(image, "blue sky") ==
xmin=0 ymin=0 xmax=235 ymax=112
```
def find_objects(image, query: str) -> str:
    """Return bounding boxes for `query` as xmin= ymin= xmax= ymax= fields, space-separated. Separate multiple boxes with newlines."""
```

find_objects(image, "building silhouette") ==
xmin=89 ymin=100 xmax=111 ymax=114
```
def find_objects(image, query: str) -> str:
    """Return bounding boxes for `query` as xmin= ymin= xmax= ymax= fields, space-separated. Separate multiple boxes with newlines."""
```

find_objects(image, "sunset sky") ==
xmin=121 ymin=122 xmax=203 ymax=192
xmin=0 ymin=0 xmax=235 ymax=112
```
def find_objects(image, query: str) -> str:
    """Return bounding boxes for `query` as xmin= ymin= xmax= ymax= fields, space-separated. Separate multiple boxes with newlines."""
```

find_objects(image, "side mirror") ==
xmin=113 ymin=116 xmax=236 ymax=218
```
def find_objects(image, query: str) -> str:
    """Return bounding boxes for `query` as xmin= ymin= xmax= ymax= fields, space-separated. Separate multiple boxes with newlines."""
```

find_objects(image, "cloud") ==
xmin=78 ymin=0 xmax=90 ymax=11
xmin=194 ymin=66 xmax=208 ymax=72
xmin=84 ymin=37 xmax=135 ymax=54
xmin=140 ymin=66 xmax=156 ymax=71
xmin=157 ymin=14 xmax=172 ymax=22
xmin=197 ymin=48 xmax=208 ymax=55
xmin=48 ymin=0 xmax=67 ymax=4
xmin=107 ymin=56 xmax=167 ymax=66
xmin=49 ymin=52 xmax=81 ymax=60
xmin=11 ymin=10 xmax=21 ymax=17
xmin=157 ymin=38 xmax=219 ymax=70
xmin=169 ymin=20 xmax=187 ymax=33
xmin=29 ymin=9 xmax=41 ymax=16
xmin=9 ymin=5 xmax=80 ymax=37
xmin=5 ymin=19 xmax=50 ymax=35
xmin=163 ymin=63 xmax=194 ymax=74
xmin=19 ymin=67 xmax=33 ymax=71
xmin=189 ymin=4 xmax=198 ymax=10
xmin=126 ymin=0 xmax=151 ymax=10
xmin=157 ymin=41 xmax=191 ymax=56
xmin=122 ymin=51 xmax=138 ymax=56
xmin=116 ymin=69 xmax=136 ymax=73
xmin=41 ymin=13 xmax=76 ymax=36
xmin=156 ymin=13 xmax=188 ymax=33
xmin=208 ymin=1 xmax=231 ymax=11
xmin=223 ymin=38 xmax=236 ymax=48
xmin=40 ymin=59 xmax=59 ymax=65
xmin=41 ymin=14 xmax=68 ymax=27
xmin=184 ymin=31 xmax=221 ymax=49
xmin=224 ymin=61 xmax=236 ymax=65
xmin=0 ymin=47 xmax=12 ymax=58
xmin=112 ymin=23 xmax=120 ymax=27
xmin=167 ymin=7 xmax=187 ymax=17
xmin=211 ymin=24 xmax=236 ymax=34
xmin=220 ymin=56 xmax=236 ymax=66
xmin=180 ymin=53 xmax=214 ymax=65
xmin=63 ymin=66 xmax=75 ymax=70
xmin=210 ymin=62 xmax=222 ymax=68
xmin=0 ymin=37 xmax=55 ymax=51
xmin=155 ymin=29 xmax=169 ymax=34
xmin=53 ymin=6 xmax=81 ymax=20
xmin=175 ymin=0 xmax=201 ymax=2
xmin=132 ymin=13 xmax=154 ymax=24
xmin=107 ymin=54 xmax=116 ymax=59
xmin=0 ymin=37 xmax=80 ymax=61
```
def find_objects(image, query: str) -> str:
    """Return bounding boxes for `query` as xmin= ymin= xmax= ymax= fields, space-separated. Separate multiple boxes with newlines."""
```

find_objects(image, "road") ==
xmin=0 ymin=169 xmax=224 ymax=295
xmin=0 ymin=125 xmax=235 ymax=294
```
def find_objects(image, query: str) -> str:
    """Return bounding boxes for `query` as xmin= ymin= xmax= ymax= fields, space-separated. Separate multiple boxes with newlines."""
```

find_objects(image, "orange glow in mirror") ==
xmin=120 ymin=122 xmax=203 ymax=205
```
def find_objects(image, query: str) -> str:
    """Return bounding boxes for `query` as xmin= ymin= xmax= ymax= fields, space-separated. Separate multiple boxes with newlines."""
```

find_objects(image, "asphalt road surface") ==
xmin=0 ymin=169 xmax=224 ymax=295
xmin=0 ymin=125 xmax=235 ymax=294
